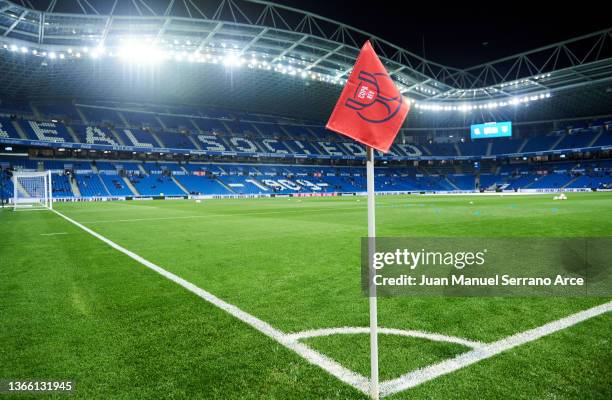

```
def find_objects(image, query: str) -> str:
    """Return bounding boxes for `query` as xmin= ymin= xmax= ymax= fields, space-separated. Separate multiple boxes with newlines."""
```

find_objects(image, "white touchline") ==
xmin=40 ymin=232 xmax=69 ymax=236
xmin=380 ymin=300 xmax=612 ymax=397
xmin=50 ymin=209 xmax=370 ymax=395
xmin=50 ymin=209 xmax=611 ymax=398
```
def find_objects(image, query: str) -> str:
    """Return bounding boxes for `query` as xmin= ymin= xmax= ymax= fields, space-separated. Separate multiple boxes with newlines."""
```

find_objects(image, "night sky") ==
xmin=274 ymin=0 xmax=610 ymax=68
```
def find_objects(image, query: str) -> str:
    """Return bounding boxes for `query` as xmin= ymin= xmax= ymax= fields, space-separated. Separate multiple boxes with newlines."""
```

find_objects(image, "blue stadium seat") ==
xmin=490 ymin=138 xmax=523 ymax=155
xmin=457 ymin=141 xmax=489 ymax=156
xmin=99 ymin=174 xmax=134 ymax=196
xmin=448 ymin=174 xmax=475 ymax=190
xmin=556 ymin=132 xmax=597 ymax=150
xmin=156 ymin=131 xmax=196 ymax=149
xmin=522 ymin=135 xmax=560 ymax=152
xmin=0 ymin=117 xmax=20 ymax=139
xmin=20 ymin=120 xmax=73 ymax=143
xmin=122 ymin=111 xmax=162 ymax=129
xmin=175 ymin=175 xmax=233 ymax=195
xmin=72 ymin=125 xmax=120 ymax=146
xmin=76 ymin=174 xmax=110 ymax=197
xmin=130 ymin=174 xmax=185 ymax=196
xmin=51 ymin=174 xmax=73 ymax=198
xmin=159 ymin=114 xmax=193 ymax=130
xmin=78 ymin=106 xmax=123 ymax=125
xmin=35 ymin=103 xmax=82 ymax=122
xmin=594 ymin=132 xmax=612 ymax=147
xmin=114 ymin=128 xmax=157 ymax=148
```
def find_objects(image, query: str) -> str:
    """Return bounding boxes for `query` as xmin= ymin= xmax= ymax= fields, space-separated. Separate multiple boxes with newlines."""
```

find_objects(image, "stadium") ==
xmin=0 ymin=0 xmax=610 ymax=399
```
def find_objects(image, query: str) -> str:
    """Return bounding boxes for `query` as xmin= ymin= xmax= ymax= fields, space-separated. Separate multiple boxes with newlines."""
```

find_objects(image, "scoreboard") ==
xmin=470 ymin=121 xmax=512 ymax=139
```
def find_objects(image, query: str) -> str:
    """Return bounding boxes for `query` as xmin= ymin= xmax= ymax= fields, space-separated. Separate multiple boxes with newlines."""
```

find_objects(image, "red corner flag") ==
xmin=326 ymin=41 xmax=410 ymax=153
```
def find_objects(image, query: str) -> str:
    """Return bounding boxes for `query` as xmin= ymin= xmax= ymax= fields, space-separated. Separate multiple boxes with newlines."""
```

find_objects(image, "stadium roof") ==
xmin=0 ymin=0 xmax=611 ymax=125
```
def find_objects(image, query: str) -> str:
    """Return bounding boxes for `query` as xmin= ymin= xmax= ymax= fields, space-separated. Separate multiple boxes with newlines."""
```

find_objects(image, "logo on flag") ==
xmin=345 ymin=71 xmax=404 ymax=124
xmin=326 ymin=41 xmax=410 ymax=153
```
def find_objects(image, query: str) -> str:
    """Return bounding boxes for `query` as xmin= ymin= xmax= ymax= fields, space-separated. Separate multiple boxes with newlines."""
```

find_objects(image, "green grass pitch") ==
xmin=1 ymin=192 xmax=611 ymax=399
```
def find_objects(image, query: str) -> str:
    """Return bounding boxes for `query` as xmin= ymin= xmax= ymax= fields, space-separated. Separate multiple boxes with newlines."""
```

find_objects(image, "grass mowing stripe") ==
xmin=78 ymin=205 xmax=369 ymax=224
xmin=50 ymin=208 xmax=371 ymax=395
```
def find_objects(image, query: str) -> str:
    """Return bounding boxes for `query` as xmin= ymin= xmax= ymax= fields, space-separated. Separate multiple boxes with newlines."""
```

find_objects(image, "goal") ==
xmin=12 ymin=171 xmax=53 ymax=211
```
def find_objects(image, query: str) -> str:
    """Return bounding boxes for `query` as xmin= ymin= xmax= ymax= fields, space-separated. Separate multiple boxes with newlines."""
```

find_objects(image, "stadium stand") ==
xmin=0 ymin=117 xmax=20 ymax=138
xmin=51 ymin=174 xmax=73 ymax=198
xmin=78 ymin=106 xmax=123 ymax=125
xmin=175 ymin=175 xmax=233 ymax=195
xmin=129 ymin=174 xmax=185 ymax=196
xmin=521 ymin=135 xmax=560 ymax=153
xmin=19 ymin=120 xmax=73 ymax=143
xmin=75 ymin=174 xmax=110 ymax=197
xmin=1 ymin=154 xmax=610 ymax=198
xmin=1 ymin=101 xmax=611 ymax=198
xmin=99 ymin=174 xmax=133 ymax=196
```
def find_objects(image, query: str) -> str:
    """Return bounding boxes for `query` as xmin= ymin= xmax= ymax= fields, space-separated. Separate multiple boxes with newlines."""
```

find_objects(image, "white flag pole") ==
xmin=366 ymin=146 xmax=379 ymax=400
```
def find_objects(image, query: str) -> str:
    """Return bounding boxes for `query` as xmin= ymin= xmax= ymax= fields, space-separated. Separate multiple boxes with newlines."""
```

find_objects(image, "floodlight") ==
xmin=223 ymin=53 xmax=243 ymax=67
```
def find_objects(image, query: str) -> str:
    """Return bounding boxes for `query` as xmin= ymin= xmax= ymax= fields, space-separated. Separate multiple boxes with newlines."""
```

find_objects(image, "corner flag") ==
xmin=326 ymin=41 xmax=411 ymax=400
xmin=326 ymin=40 xmax=410 ymax=153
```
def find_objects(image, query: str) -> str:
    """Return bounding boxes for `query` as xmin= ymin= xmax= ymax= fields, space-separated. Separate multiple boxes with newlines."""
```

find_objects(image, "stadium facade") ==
xmin=0 ymin=0 xmax=611 ymax=203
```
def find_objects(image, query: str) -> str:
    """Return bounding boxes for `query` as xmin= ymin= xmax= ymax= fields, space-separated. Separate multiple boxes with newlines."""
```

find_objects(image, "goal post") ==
xmin=12 ymin=170 xmax=53 ymax=211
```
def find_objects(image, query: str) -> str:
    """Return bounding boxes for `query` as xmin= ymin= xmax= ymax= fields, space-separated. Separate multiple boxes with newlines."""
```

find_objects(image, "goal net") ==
xmin=12 ymin=171 xmax=53 ymax=211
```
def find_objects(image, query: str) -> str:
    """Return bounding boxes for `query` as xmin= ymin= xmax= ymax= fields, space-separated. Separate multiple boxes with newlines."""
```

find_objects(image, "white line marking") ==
xmin=49 ymin=208 xmax=612 ymax=398
xmin=40 ymin=232 xmax=68 ymax=236
xmin=50 ymin=209 xmax=370 ymax=395
xmin=380 ymin=300 xmax=612 ymax=397
xmin=287 ymin=327 xmax=484 ymax=349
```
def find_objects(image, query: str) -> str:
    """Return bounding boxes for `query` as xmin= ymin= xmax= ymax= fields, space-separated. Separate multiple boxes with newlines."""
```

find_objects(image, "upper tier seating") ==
xmin=490 ymin=138 xmax=524 ymax=155
xmin=156 ymin=131 xmax=197 ymax=149
xmin=122 ymin=111 xmax=161 ymax=129
xmin=35 ymin=103 xmax=82 ymax=122
xmin=72 ymin=125 xmax=119 ymax=146
xmin=79 ymin=107 xmax=123 ymax=125
xmin=522 ymin=135 xmax=560 ymax=153
xmin=3 ymin=102 xmax=612 ymax=161
xmin=555 ymin=131 xmax=598 ymax=150
xmin=158 ymin=114 xmax=193 ymax=130
xmin=20 ymin=120 xmax=73 ymax=143
xmin=0 ymin=117 xmax=20 ymax=139
xmin=0 ymin=99 xmax=33 ymax=115
xmin=114 ymin=128 xmax=156 ymax=148
xmin=457 ymin=141 xmax=489 ymax=157
xmin=593 ymin=131 xmax=612 ymax=147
